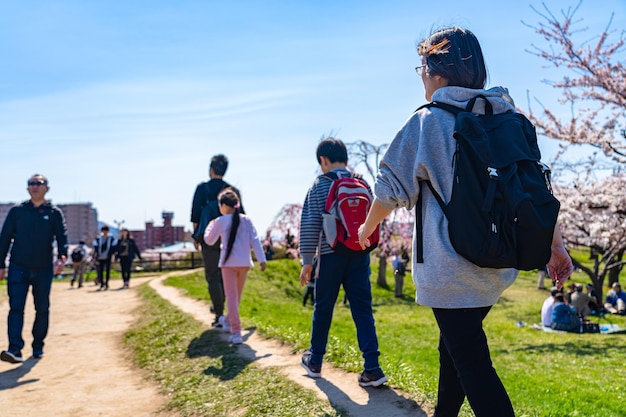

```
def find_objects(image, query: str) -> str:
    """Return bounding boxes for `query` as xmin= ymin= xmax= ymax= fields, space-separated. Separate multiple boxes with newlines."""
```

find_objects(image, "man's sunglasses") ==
xmin=28 ymin=180 xmax=47 ymax=186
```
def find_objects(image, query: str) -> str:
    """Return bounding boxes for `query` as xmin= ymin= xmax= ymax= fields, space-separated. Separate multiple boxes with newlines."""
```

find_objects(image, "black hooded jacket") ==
xmin=0 ymin=200 xmax=68 ymax=270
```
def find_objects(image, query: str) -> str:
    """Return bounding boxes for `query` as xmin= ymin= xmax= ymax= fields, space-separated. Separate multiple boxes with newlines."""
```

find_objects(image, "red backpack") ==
xmin=322 ymin=172 xmax=379 ymax=256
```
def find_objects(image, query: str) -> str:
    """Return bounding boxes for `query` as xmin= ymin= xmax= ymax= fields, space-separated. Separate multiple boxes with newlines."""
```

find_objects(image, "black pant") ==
xmin=201 ymin=244 xmax=224 ymax=318
xmin=120 ymin=257 xmax=133 ymax=284
xmin=432 ymin=307 xmax=514 ymax=417
xmin=96 ymin=259 xmax=111 ymax=288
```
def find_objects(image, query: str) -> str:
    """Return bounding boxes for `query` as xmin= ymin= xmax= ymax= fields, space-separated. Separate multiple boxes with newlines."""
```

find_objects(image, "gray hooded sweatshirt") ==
xmin=375 ymin=86 xmax=519 ymax=309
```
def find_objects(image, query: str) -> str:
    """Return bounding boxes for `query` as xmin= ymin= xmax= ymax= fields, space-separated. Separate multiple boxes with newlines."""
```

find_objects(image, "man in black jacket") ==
xmin=191 ymin=154 xmax=235 ymax=326
xmin=0 ymin=174 xmax=68 ymax=363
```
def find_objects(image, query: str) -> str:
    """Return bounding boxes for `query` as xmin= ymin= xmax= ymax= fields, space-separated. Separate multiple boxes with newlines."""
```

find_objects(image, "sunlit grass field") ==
xmin=164 ymin=258 xmax=626 ymax=417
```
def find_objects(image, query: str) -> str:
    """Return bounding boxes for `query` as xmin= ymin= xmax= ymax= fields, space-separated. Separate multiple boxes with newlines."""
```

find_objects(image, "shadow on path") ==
xmin=0 ymin=357 xmax=39 ymax=391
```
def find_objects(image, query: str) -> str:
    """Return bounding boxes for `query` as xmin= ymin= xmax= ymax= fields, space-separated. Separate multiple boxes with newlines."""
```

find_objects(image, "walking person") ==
xmin=298 ymin=137 xmax=386 ymax=387
xmin=204 ymin=188 xmax=266 ymax=345
xmin=391 ymin=251 xmax=406 ymax=298
xmin=0 ymin=174 xmax=68 ymax=363
xmin=356 ymin=27 xmax=573 ymax=416
xmin=115 ymin=228 xmax=142 ymax=289
xmin=191 ymin=154 xmax=243 ymax=327
xmin=70 ymin=240 xmax=88 ymax=288
xmin=93 ymin=225 xmax=116 ymax=290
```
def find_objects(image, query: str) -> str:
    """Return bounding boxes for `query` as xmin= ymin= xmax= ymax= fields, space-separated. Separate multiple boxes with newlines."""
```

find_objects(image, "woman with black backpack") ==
xmin=357 ymin=27 xmax=574 ymax=417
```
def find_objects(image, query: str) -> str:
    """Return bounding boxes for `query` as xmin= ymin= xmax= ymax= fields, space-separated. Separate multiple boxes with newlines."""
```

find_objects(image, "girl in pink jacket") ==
xmin=204 ymin=188 xmax=266 ymax=345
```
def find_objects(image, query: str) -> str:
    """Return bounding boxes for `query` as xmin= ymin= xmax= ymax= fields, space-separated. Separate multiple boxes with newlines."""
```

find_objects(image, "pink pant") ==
xmin=221 ymin=266 xmax=250 ymax=334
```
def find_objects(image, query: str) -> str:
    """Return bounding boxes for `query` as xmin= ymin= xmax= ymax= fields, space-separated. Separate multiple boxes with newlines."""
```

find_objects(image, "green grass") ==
xmin=124 ymin=283 xmax=344 ymax=417
xmin=161 ymin=259 xmax=626 ymax=417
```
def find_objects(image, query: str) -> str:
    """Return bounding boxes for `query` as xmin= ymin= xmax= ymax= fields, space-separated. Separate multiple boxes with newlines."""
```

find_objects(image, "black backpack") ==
xmin=191 ymin=180 xmax=243 ymax=244
xmin=416 ymin=95 xmax=560 ymax=271
xmin=71 ymin=247 xmax=85 ymax=262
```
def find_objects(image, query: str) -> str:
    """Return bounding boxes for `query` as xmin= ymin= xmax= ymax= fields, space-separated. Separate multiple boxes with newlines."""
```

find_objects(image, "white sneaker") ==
xmin=218 ymin=316 xmax=230 ymax=332
xmin=228 ymin=333 xmax=243 ymax=345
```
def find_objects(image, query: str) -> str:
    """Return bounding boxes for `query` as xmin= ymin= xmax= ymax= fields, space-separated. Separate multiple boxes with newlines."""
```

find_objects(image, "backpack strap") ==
xmin=418 ymin=96 xmax=493 ymax=116
xmin=415 ymin=180 xmax=447 ymax=263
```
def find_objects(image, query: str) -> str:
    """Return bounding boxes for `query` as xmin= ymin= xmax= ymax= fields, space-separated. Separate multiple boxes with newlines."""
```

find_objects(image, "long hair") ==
xmin=218 ymin=188 xmax=241 ymax=262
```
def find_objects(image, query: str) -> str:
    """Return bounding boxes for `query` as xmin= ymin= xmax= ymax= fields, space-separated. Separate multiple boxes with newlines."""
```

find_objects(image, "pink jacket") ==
xmin=204 ymin=214 xmax=266 ymax=267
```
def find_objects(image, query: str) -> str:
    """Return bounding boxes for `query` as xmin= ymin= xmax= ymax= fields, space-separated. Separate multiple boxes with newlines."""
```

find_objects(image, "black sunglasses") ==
xmin=28 ymin=180 xmax=47 ymax=186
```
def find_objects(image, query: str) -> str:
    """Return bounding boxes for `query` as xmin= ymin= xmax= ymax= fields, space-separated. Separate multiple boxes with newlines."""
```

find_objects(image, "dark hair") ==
xmin=28 ymin=173 xmax=48 ymax=185
xmin=417 ymin=27 xmax=487 ymax=89
xmin=101 ymin=225 xmax=109 ymax=231
xmin=210 ymin=154 xmax=229 ymax=176
xmin=218 ymin=188 xmax=241 ymax=262
xmin=316 ymin=137 xmax=348 ymax=165
xmin=120 ymin=228 xmax=131 ymax=239
xmin=554 ymin=293 xmax=565 ymax=303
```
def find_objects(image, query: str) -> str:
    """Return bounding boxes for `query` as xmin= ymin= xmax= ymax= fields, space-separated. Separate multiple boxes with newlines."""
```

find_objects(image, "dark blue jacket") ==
xmin=115 ymin=238 xmax=142 ymax=261
xmin=0 ymin=200 xmax=68 ymax=270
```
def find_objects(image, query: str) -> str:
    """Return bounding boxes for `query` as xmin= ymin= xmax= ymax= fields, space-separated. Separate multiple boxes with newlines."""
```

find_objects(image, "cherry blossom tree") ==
xmin=523 ymin=1 xmax=625 ymax=169
xmin=555 ymin=175 xmax=626 ymax=295
xmin=523 ymin=1 xmax=626 ymax=294
xmin=266 ymin=203 xmax=302 ymax=259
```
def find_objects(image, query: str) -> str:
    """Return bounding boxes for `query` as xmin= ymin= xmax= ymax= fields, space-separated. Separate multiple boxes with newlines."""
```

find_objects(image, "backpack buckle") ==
xmin=487 ymin=167 xmax=498 ymax=179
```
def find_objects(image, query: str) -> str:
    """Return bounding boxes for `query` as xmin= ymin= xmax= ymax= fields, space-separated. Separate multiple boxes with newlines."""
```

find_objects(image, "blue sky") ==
xmin=1 ymin=0 xmax=624 ymax=235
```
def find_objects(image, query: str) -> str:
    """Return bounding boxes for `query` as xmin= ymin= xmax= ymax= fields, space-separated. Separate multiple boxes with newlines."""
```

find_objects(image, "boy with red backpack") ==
xmin=298 ymin=137 xmax=386 ymax=387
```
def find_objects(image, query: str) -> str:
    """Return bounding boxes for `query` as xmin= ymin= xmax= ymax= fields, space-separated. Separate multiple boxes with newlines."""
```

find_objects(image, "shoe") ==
xmin=358 ymin=367 xmax=387 ymax=387
xmin=300 ymin=350 xmax=321 ymax=378
xmin=1 ymin=350 xmax=24 ymax=364
xmin=211 ymin=317 xmax=222 ymax=328
xmin=218 ymin=316 xmax=230 ymax=332
xmin=70 ymin=280 xmax=75 ymax=287
xmin=228 ymin=333 xmax=243 ymax=345
xmin=33 ymin=352 xmax=44 ymax=359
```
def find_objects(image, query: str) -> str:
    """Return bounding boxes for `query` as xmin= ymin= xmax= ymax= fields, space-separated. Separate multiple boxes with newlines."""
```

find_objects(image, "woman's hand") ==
xmin=357 ymin=223 xmax=374 ymax=250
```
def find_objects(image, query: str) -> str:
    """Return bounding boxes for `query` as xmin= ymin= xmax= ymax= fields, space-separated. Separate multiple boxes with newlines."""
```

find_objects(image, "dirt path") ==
xmin=0 ymin=272 xmax=430 ymax=417
xmin=0 ymin=277 xmax=168 ymax=417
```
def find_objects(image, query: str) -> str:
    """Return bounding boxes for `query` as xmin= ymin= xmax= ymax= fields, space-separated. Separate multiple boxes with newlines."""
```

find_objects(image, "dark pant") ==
xmin=432 ymin=307 xmax=514 ymax=417
xmin=303 ymin=282 xmax=315 ymax=306
xmin=6 ymin=264 xmax=53 ymax=355
xmin=309 ymin=252 xmax=380 ymax=370
xmin=201 ymin=244 xmax=224 ymax=318
xmin=120 ymin=257 xmax=133 ymax=284
xmin=96 ymin=259 xmax=111 ymax=288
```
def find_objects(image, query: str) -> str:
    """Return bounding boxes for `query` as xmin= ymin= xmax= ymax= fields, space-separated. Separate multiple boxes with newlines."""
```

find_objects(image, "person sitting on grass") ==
xmin=604 ymin=282 xmax=626 ymax=315
xmin=551 ymin=293 xmax=581 ymax=332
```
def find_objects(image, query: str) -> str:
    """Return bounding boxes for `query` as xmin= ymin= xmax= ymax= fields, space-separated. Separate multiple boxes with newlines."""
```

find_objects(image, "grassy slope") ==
xmin=163 ymin=259 xmax=626 ymax=417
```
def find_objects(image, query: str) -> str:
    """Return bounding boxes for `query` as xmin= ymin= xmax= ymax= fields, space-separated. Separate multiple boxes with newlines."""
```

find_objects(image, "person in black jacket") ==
xmin=190 ymin=154 xmax=243 ymax=327
xmin=115 ymin=228 xmax=142 ymax=289
xmin=92 ymin=225 xmax=116 ymax=291
xmin=0 ymin=174 xmax=68 ymax=364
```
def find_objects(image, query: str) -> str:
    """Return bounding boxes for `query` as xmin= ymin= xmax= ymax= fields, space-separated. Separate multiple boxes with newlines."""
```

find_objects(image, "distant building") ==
xmin=0 ymin=202 xmax=98 ymax=245
xmin=57 ymin=203 xmax=99 ymax=244
xmin=132 ymin=211 xmax=186 ymax=252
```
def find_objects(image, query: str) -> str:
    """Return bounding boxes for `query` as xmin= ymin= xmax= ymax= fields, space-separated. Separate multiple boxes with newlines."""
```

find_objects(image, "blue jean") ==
xmin=6 ymin=264 xmax=54 ymax=355
xmin=309 ymin=252 xmax=380 ymax=370
xmin=432 ymin=307 xmax=514 ymax=417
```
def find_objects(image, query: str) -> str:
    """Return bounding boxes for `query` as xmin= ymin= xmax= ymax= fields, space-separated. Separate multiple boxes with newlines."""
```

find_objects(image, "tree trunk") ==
xmin=607 ymin=250 xmax=624 ymax=287
xmin=377 ymin=255 xmax=388 ymax=288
